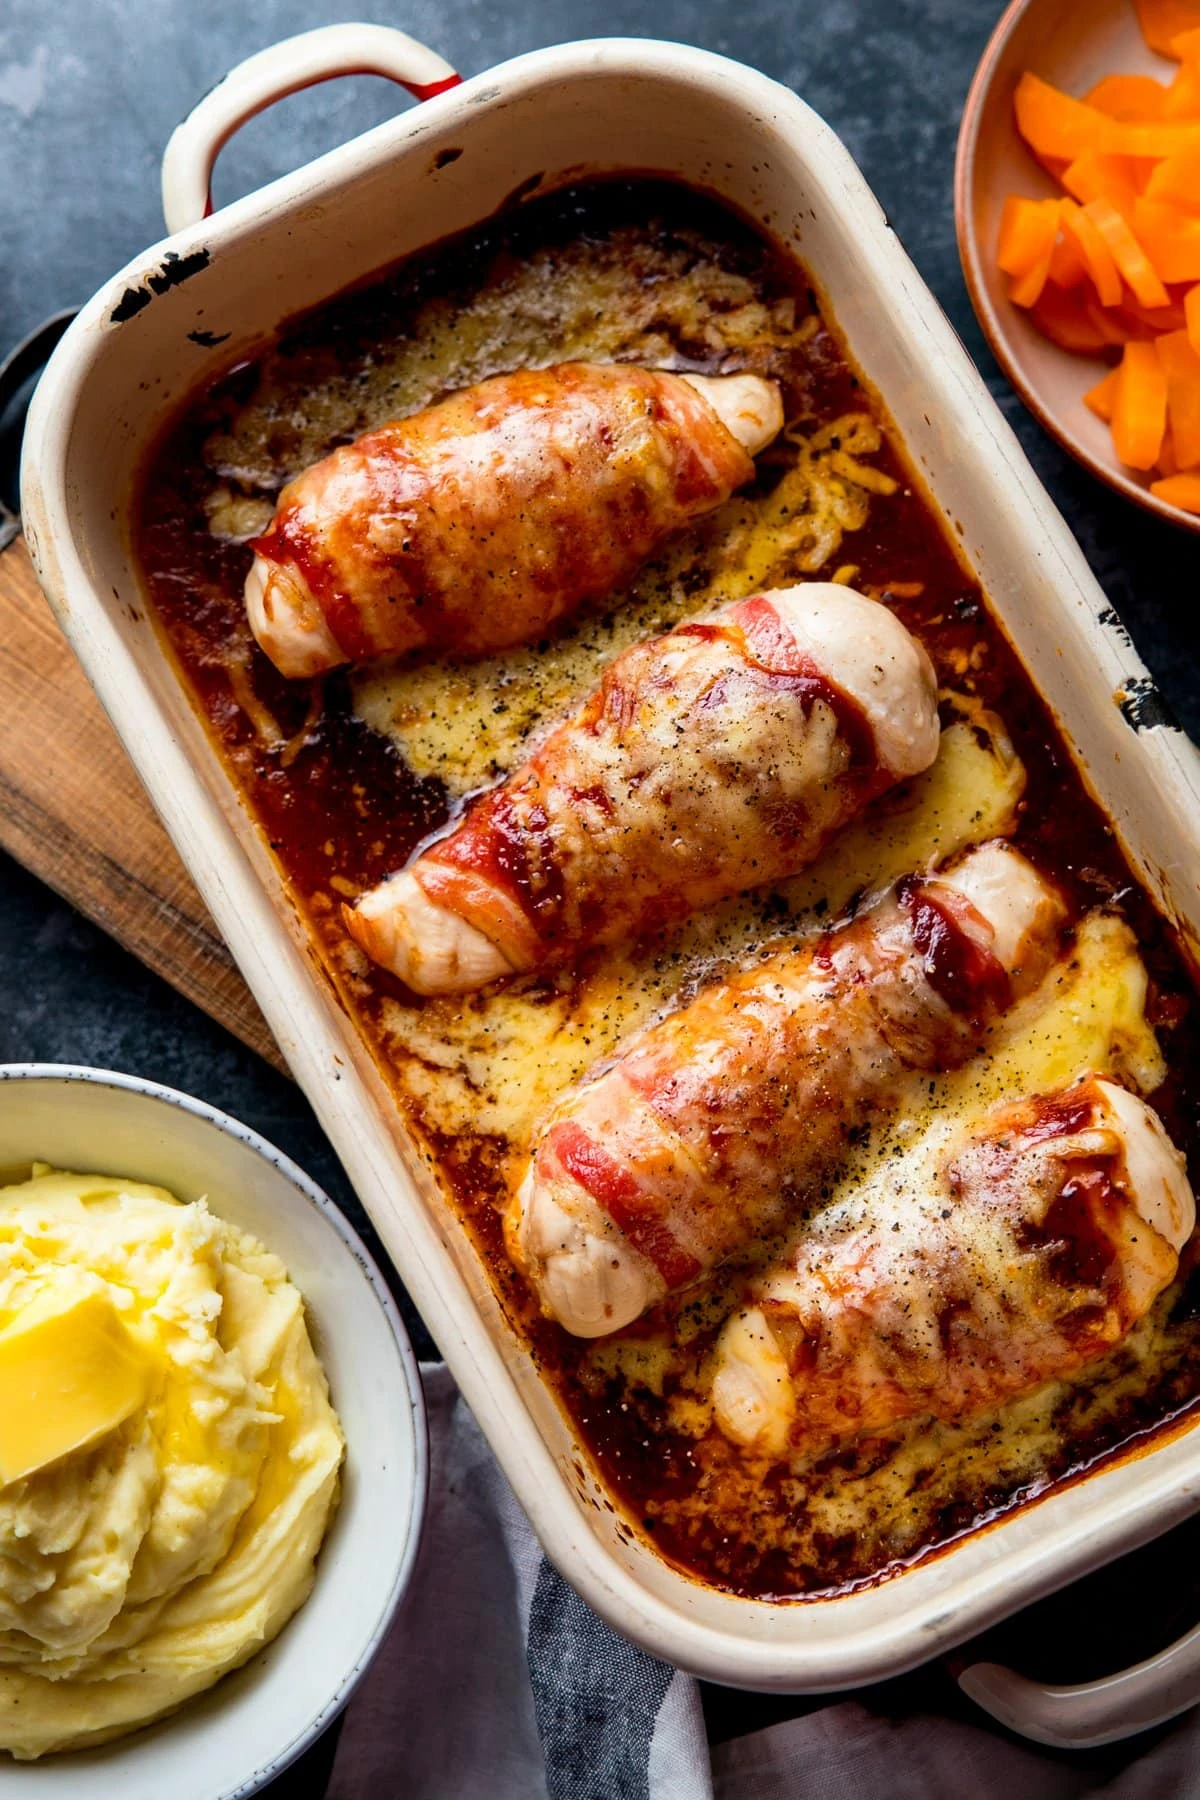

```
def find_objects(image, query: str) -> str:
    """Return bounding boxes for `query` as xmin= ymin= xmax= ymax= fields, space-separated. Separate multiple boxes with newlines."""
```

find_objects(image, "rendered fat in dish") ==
xmin=346 ymin=584 xmax=940 ymax=994
xmin=244 ymin=363 xmax=783 ymax=678
xmin=712 ymin=1076 xmax=1196 ymax=1460
xmin=508 ymin=841 xmax=1067 ymax=1337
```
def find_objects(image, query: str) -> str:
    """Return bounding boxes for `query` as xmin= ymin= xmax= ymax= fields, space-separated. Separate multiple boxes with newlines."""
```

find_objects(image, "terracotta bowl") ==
xmin=955 ymin=0 xmax=1200 ymax=533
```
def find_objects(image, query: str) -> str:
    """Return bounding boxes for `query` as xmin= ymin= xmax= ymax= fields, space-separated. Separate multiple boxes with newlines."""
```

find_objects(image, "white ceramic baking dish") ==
xmin=20 ymin=23 xmax=1200 ymax=1743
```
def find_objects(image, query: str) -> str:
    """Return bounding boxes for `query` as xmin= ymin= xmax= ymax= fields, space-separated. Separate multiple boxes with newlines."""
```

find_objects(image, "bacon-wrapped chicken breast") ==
xmin=509 ymin=841 xmax=1066 ymax=1336
xmin=346 ymin=584 xmax=940 ymax=993
xmin=713 ymin=1075 xmax=1194 ymax=1459
xmin=245 ymin=363 xmax=782 ymax=677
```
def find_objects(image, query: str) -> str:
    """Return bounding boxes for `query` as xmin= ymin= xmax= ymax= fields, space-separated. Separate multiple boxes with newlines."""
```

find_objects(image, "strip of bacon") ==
xmin=713 ymin=1074 xmax=1194 ymax=1459
xmin=508 ymin=841 xmax=1066 ymax=1337
xmin=346 ymin=583 xmax=940 ymax=994
xmin=244 ymin=363 xmax=781 ymax=678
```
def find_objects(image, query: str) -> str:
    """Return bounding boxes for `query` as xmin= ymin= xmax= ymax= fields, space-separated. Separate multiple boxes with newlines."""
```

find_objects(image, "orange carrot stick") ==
xmin=1047 ymin=230 xmax=1088 ymax=288
xmin=1015 ymin=72 xmax=1107 ymax=161
xmin=997 ymin=197 xmax=1060 ymax=276
xmin=1145 ymin=142 xmax=1200 ymax=211
xmin=1062 ymin=149 xmax=1141 ymax=219
xmin=1112 ymin=339 xmax=1170 ymax=467
xmin=1150 ymin=470 xmax=1200 ymax=507
xmin=1100 ymin=120 xmax=1200 ymax=156
xmin=1132 ymin=197 xmax=1200 ymax=282
xmin=1084 ymin=368 xmax=1122 ymax=420
xmin=1085 ymin=198 xmax=1172 ymax=306
xmin=1163 ymin=62 xmax=1200 ymax=118
xmin=1085 ymin=296 xmax=1139 ymax=344
xmin=1062 ymin=199 xmax=1125 ymax=305
xmin=1136 ymin=0 xmax=1200 ymax=59
xmin=1156 ymin=327 xmax=1200 ymax=464
xmin=1085 ymin=74 xmax=1169 ymax=120
xmin=1186 ymin=282 xmax=1200 ymax=351
xmin=1030 ymin=284 xmax=1112 ymax=351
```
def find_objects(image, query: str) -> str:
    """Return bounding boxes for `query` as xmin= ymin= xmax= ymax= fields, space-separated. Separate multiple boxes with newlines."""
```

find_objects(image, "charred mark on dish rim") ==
xmin=432 ymin=146 xmax=463 ymax=170
xmin=503 ymin=171 xmax=548 ymax=209
xmin=1118 ymin=676 xmax=1177 ymax=733
xmin=1098 ymin=606 xmax=1134 ymax=647
xmin=188 ymin=328 xmax=231 ymax=348
xmin=110 ymin=251 xmax=212 ymax=324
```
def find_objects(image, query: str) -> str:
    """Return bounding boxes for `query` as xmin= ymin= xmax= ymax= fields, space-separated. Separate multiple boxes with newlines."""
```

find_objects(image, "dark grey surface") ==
xmin=4 ymin=0 xmax=1200 ymax=1779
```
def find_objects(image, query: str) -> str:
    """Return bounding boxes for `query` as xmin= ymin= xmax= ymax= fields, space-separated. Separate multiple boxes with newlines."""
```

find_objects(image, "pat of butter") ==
xmin=0 ymin=1285 xmax=151 ymax=1486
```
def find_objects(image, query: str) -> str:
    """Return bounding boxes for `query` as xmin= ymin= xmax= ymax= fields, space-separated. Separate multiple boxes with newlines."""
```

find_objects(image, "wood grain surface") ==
xmin=0 ymin=535 xmax=283 ymax=1070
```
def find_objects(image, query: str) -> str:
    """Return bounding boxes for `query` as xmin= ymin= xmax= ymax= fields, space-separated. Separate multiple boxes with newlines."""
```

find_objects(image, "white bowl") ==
xmin=0 ymin=1064 xmax=427 ymax=1798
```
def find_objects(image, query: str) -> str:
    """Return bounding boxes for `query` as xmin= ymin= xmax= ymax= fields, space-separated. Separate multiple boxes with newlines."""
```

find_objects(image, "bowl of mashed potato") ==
xmin=0 ymin=1065 xmax=427 ymax=1797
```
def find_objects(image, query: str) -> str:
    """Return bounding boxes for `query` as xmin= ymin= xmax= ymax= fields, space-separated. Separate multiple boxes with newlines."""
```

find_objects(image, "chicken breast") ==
xmin=346 ymin=583 xmax=940 ymax=994
xmin=245 ymin=362 xmax=782 ymax=678
xmin=712 ymin=1075 xmax=1194 ymax=1459
xmin=508 ymin=841 xmax=1066 ymax=1337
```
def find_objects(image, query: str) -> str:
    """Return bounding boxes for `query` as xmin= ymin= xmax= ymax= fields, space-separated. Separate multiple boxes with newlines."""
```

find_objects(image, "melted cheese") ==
xmin=376 ymin=712 xmax=1026 ymax=1146
xmin=712 ymin=910 xmax=1165 ymax=1454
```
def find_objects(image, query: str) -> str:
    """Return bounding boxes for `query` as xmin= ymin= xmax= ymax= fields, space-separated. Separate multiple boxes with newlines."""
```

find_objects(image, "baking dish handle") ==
xmin=957 ymin=1618 xmax=1200 ymax=1748
xmin=161 ymin=23 xmax=461 ymax=234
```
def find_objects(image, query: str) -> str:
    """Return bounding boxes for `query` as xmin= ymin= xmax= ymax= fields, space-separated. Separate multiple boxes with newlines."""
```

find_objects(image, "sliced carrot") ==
xmin=1151 ymin=470 xmax=1200 ymax=506
xmin=1007 ymin=200 xmax=1062 ymax=306
xmin=1086 ymin=295 xmax=1139 ymax=343
xmin=1132 ymin=196 xmax=1200 ymax=282
xmin=1085 ymin=197 xmax=1172 ymax=305
xmin=1117 ymin=291 xmax=1189 ymax=331
xmin=1171 ymin=25 xmax=1200 ymax=59
xmin=1009 ymin=257 xmax=1054 ymax=309
xmin=1084 ymin=368 xmax=1122 ymax=420
xmin=1002 ymin=41 xmax=1200 ymax=480
xmin=1144 ymin=142 xmax=1200 ymax=211
xmin=1186 ymin=282 xmax=1200 ymax=350
xmin=1062 ymin=199 xmax=1125 ymax=304
xmin=1164 ymin=62 xmax=1200 ymax=118
xmin=997 ymin=196 xmax=1060 ymax=276
xmin=1159 ymin=424 xmax=1181 ymax=473
xmin=1132 ymin=156 xmax=1165 ymax=191
xmin=1156 ymin=328 xmax=1200 ymax=464
xmin=1099 ymin=119 xmax=1200 ymax=155
xmin=1030 ymin=284 xmax=1112 ymax=351
xmin=1113 ymin=340 xmax=1170 ymax=467
xmin=1136 ymin=0 xmax=1200 ymax=58
xmin=1062 ymin=149 xmax=1141 ymax=218
xmin=1047 ymin=229 xmax=1087 ymax=288
xmin=1085 ymin=74 xmax=1169 ymax=120
xmin=1015 ymin=72 xmax=1107 ymax=161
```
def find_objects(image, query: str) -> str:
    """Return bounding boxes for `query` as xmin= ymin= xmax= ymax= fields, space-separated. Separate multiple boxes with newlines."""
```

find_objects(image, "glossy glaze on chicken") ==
xmin=135 ymin=179 xmax=1200 ymax=1599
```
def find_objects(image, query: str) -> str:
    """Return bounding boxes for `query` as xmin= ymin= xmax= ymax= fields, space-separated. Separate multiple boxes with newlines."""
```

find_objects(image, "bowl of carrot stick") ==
xmin=956 ymin=0 xmax=1200 ymax=527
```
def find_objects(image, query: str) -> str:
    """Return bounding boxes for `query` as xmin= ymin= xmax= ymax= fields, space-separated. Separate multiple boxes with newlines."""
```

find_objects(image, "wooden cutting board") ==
xmin=0 ymin=535 xmax=285 ymax=1071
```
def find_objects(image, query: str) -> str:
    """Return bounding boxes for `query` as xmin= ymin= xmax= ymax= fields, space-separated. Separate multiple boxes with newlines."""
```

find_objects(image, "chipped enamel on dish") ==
xmin=21 ymin=38 xmax=1200 ymax=1692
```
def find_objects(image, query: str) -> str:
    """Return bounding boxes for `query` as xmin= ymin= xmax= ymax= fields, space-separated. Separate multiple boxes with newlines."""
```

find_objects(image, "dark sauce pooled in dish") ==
xmin=134 ymin=179 xmax=1200 ymax=1599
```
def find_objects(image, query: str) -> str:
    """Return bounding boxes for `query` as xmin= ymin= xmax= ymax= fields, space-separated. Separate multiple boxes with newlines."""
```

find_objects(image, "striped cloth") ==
xmin=324 ymin=1367 xmax=1200 ymax=1799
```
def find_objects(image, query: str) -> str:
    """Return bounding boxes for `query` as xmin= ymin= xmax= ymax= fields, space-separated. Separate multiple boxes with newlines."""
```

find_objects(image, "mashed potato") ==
xmin=0 ymin=1167 xmax=344 ymax=1761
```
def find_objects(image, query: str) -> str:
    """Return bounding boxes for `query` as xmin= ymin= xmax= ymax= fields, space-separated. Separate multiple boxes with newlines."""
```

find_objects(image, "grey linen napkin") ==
xmin=325 ymin=1367 xmax=1200 ymax=1800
